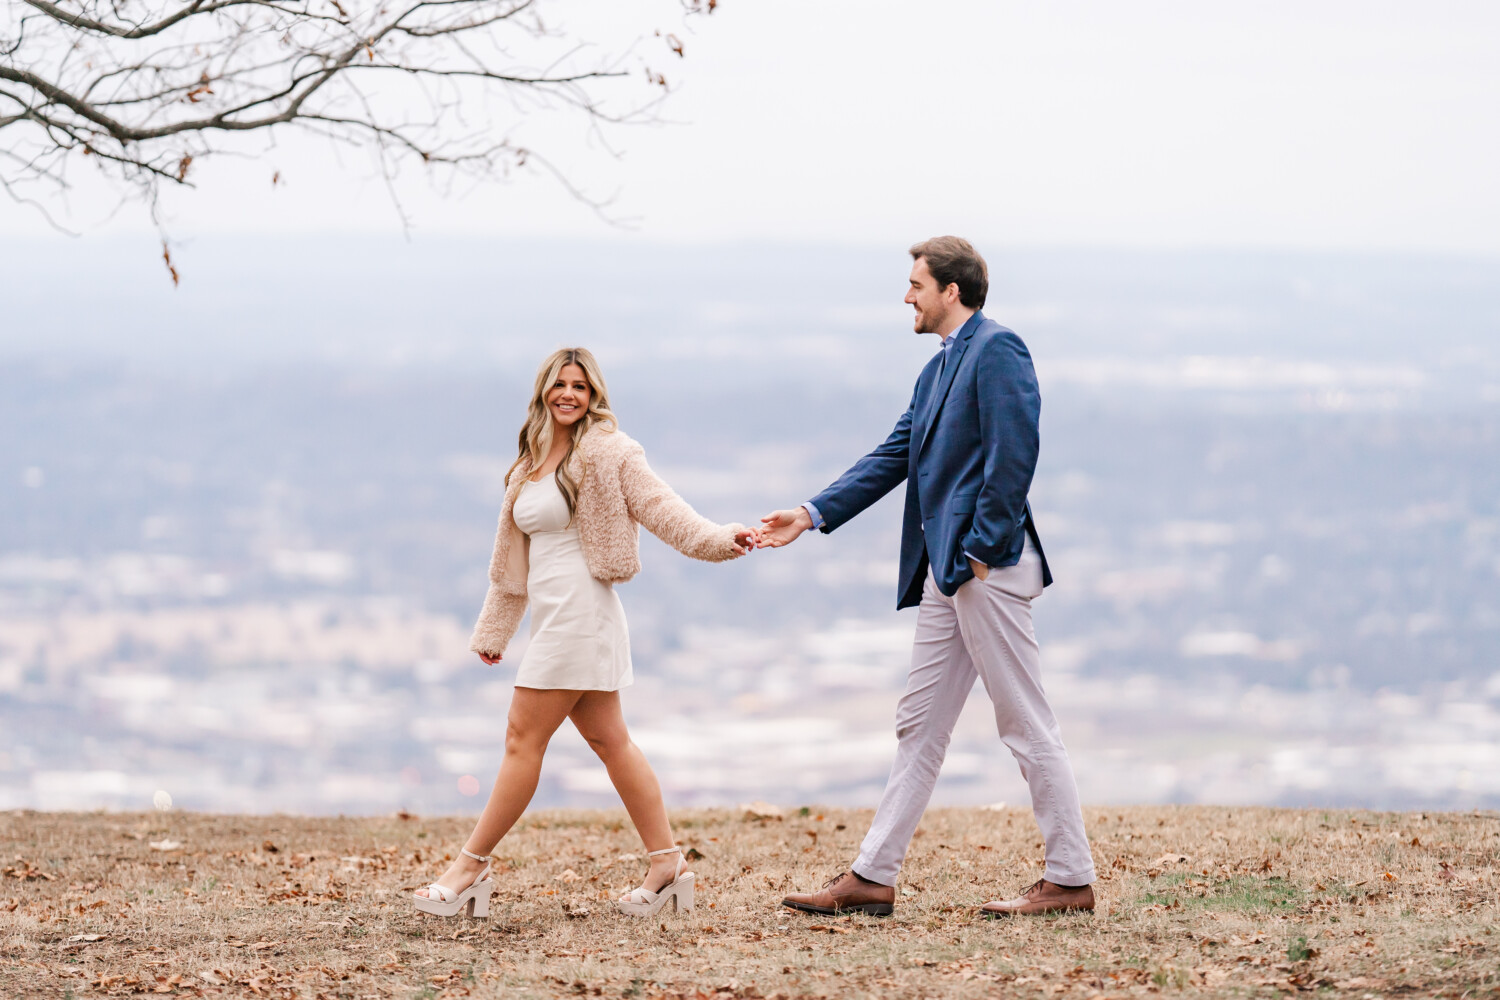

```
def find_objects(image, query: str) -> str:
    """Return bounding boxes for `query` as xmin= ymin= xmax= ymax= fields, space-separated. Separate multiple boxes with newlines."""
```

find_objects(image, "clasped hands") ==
xmin=727 ymin=506 xmax=811 ymax=555
xmin=752 ymin=507 xmax=991 ymax=579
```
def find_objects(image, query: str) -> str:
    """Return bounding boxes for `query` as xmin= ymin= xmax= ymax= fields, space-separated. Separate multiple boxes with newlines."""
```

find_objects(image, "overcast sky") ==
xmin=7 ymin=1 xmax=1500 ymax=252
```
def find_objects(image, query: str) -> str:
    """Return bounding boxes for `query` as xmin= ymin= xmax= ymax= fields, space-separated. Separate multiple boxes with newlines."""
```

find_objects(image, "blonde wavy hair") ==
xmin=508 ymin=347 xmax=617 ymax=518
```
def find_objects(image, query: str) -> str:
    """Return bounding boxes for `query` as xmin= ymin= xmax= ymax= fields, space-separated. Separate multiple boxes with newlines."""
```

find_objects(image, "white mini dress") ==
xmin=510 ymin=474 xmax=633 ymax=691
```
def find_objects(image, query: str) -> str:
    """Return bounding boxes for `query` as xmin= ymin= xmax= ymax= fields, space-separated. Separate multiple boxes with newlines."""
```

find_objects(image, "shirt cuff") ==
xmin=802 ymin=502 xmax=825 ymax=531
xmin=964 ymin=550 xmax=985 ymax=566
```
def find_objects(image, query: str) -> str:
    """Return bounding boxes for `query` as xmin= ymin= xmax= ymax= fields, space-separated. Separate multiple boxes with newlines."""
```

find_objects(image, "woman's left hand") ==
xmin=731 ymin=526 xmax=760 ymax=556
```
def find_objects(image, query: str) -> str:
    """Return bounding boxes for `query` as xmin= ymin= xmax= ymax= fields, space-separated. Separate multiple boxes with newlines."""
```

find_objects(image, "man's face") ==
xmin=904 ymin=257 xmax=956 ymax=335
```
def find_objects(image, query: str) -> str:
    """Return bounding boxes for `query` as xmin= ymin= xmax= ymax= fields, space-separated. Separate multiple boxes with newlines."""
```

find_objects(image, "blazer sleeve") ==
xmin=960 ymin=332 xmax=1041 ymax=566
xmin=619 ymin=443 xmax=744 ymax=562
xmin=807 ymin=382 xmax=917 ymax=533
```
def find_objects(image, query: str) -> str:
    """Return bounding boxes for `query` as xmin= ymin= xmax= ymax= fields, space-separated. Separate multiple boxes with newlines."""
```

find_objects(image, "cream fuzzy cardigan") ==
xmin=469 ymin=423 xmax=745 ymax=657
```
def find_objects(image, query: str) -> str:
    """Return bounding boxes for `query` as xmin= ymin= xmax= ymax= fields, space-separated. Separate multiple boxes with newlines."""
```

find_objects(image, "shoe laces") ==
xmin=822 ymin=871 xmax=853 ymax=890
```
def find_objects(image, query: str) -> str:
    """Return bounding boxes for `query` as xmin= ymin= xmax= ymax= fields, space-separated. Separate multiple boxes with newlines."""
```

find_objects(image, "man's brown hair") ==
xmin=909 ymin=236 xmax=988 ymax=309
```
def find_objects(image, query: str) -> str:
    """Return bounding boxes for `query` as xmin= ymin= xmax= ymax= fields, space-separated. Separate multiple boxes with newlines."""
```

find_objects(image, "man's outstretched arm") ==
xmin=759 ymin=388 xmax=917 ymax=548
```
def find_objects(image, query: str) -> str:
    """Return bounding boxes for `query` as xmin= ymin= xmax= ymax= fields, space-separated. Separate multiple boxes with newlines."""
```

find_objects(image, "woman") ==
xmin=413 ymin=347 xmax=756 ymax=920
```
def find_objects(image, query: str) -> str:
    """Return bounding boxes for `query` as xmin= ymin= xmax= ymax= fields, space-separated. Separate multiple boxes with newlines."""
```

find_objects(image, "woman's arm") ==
xmin=470 ymin=587 xmax=527 ymax=659
xmin=619 ymin=443 xmax=748 ymax=562
xmin=469 ymin=481 xmax=531 ymax=658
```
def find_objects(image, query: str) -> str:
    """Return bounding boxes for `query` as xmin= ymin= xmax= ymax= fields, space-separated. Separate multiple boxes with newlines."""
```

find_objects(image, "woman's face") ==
xmin=545 ymin=363 xmax=592 ymax=428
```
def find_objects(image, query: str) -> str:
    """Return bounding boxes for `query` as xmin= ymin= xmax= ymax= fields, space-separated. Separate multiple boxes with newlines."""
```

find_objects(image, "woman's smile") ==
xmin=545 ymin=364 xmax=592 ymax=425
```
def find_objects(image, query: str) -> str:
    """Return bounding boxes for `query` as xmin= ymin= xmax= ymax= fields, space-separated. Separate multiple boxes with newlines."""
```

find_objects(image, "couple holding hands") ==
xmin=413 ymin=237 xmax=1097 ymax=923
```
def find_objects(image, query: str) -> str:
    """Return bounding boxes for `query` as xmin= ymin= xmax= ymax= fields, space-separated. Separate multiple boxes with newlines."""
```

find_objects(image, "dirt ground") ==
xmin=1 ymin=805 xmax=1495 ymax=999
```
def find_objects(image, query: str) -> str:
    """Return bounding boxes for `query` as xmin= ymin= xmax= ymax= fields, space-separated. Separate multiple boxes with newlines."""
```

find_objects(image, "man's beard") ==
xmin=914 ymin=303 xmax=950 ymax=334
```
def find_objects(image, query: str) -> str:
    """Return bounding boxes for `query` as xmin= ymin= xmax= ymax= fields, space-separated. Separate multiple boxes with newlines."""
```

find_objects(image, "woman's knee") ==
xmin=580 ymin=727 xmax=633 ymax=764
xmin=504 ymin=717 xmax=551 ymax=758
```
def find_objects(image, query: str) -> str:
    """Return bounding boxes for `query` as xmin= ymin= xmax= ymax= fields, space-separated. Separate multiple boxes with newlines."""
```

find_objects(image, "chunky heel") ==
xmin=619 ymin=846 xmax=695 ymax=918
xmin=674 ymin=874 xmax=695 ymax=913
xmin=413 ymin=847 xmax=495 ymax=919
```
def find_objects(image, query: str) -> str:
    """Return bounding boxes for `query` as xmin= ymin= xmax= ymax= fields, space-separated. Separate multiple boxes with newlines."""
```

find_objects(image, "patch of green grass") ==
xmin=1151 ymin=964 xmax=1191 ymax=988
xmin=1288 ymin=935 xmax=1314 ymax=962
xmin=1140 ymin=873 xmax=1303 ymax=913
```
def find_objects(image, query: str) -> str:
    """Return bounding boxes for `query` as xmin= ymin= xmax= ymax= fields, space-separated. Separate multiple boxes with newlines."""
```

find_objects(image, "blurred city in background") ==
xmin=3 ymin=237 xmax=1497 ymax=815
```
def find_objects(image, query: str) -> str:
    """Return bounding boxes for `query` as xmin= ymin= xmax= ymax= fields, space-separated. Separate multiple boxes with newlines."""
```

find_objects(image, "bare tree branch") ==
xmin=0 ymin=0 xmax=718 ymax=278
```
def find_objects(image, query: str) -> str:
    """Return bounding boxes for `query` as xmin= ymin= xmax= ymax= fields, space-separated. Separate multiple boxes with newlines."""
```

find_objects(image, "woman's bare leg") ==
xmin=417 ymin=687 xmax=580 ymax=898
xmin=569 ymin=691 xmax=678 ymax=891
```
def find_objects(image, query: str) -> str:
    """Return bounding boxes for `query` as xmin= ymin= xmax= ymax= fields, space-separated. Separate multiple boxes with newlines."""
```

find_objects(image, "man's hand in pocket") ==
xmin=967 ymin=556 xmax=990 ymax=581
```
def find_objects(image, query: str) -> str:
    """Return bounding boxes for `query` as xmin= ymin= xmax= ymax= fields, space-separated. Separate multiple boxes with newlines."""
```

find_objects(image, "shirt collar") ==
xmin=940 ymin=310 xmax=978 ymax=348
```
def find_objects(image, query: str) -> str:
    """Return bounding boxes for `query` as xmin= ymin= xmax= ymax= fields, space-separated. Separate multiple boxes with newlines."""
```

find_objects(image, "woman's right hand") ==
xmin=478 ymin=652 xmax=502 ymax=665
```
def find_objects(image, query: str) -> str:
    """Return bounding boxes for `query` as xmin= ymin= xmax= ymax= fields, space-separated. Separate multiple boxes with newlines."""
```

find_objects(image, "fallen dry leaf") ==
xmin=0 ymin=806 xmax=1493 ymax=998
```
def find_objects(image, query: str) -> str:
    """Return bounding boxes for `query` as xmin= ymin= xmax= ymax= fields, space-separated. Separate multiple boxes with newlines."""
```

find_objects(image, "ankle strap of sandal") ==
xmin=647 ymin=846 xmax=681 ymax=857
xmin=460 ymin=848 xmax=489 ymax=862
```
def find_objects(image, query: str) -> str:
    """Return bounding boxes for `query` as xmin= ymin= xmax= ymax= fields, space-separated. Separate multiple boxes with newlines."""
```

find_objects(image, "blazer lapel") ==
xmin=917 ymin=311 xmax=983 ymax=457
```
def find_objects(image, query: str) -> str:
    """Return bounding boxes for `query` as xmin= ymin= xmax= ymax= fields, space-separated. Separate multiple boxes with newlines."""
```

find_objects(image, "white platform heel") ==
xmin=618 ymin=846 xmax=695 ymax=917
xmin=413 ymin=847 xmax=495 ymax=918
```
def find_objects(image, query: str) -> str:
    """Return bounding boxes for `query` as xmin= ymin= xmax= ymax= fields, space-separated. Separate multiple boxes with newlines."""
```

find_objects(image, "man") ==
xmin=758 ymin=236 xmax=1095 ymax=918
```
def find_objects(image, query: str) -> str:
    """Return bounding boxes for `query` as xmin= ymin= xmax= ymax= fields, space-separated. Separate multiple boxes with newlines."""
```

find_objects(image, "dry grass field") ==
xmin=1 ymin=805 xmax=1495 ymax=999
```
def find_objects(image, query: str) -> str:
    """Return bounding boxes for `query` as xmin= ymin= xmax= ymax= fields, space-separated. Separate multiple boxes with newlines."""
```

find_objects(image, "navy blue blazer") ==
xmin=810 ymin=311 xmax=1052 ymax=610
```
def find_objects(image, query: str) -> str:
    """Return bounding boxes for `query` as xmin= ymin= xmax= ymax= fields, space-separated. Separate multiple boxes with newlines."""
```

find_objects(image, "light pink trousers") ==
xmin=851 ymin=538 xmax=1097 ymax=888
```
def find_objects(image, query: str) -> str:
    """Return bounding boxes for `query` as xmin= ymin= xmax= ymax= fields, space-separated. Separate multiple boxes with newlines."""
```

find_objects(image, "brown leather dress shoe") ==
xmin=980 ymin=878 xmax=1095 ymax=917
xmin=782 ymin=871 xmax=895 ymax=916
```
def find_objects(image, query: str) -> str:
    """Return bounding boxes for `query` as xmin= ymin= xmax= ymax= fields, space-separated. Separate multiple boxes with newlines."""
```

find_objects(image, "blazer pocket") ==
xmin=949 ymin=492 xmax=977 ymax=514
